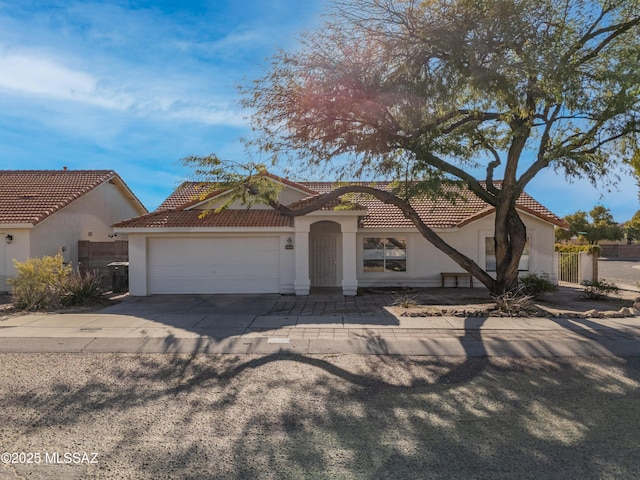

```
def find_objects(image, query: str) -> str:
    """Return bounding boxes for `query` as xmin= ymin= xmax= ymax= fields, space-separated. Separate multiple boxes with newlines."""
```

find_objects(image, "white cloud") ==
xmin=164 ymin=105 xmax=247 ymax=126
xmin=0 ymin=46 xmax=247 ymax=127
xmin=0 ymin=0 xmax=326 ymax=209
xmin=0 ymin=47 xmax=135 ymax=109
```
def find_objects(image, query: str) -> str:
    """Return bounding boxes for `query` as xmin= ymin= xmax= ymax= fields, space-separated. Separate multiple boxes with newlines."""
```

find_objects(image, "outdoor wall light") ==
xmin=5 ymin=234 xmax=13 ymax=244
xmin=285 ymin=237 xmax=294 ymax=250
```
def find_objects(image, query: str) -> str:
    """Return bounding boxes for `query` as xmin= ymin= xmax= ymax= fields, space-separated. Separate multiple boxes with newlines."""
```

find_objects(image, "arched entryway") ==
xmin=309 ymin=220 xmax=342 ymax=287
xmin=292 ymin=213 xmax=361 ymax=296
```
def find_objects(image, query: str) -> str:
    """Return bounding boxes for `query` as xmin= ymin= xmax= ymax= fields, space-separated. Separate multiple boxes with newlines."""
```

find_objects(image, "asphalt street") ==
xmin=599 ymin=258 xmax=640 ymax=288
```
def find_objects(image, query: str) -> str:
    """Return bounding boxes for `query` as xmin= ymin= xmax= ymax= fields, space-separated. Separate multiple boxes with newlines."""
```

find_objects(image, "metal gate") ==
xmin=558 ymin=252 xmax=580 ymax=283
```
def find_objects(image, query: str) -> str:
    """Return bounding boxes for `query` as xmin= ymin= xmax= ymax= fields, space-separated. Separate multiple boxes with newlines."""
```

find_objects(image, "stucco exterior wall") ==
xmin=127 ymin=234 xmax=148 ymax=296
xmin=29 ymin=181 xmax=143 ymax=266
xmin=280 ymin=233 xmax=296 ymax=294
xmin=356 ymin=212 xmax=557 ymax=288
xmin=0 ymin=228 xmax=31 ymax=291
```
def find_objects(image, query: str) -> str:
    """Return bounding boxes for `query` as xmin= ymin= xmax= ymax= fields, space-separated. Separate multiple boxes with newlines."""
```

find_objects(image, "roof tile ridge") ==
xmin=30 ymin=171 xmax=116 ymax=225
xmin=113 ymin=208 xmax=174 ymax=227
xmin=286 ymin=191 xmax=327 ymax=208
xmin=174 ymin=186 xmax=231 ymax=210
xmin=21 ymin=170 xmax=117 ymax=226
xmin=0 ymin=169 xmax=115 ymax=174
xmin=513 ymin=204 xmax=568 ymax=228
xmin=261 ymin=171 xmax=319 ymax=194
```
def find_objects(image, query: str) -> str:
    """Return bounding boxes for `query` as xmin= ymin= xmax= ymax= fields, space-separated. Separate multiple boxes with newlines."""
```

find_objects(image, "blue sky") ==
xmin=0 ymin=0 xmax=637 ymax=221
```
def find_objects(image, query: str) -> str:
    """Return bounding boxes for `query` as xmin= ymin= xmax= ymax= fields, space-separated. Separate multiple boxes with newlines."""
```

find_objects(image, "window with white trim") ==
xmin=363 ymin=237 xmax=406 ymax=272
xmin=485 ymin=237 xmax=530 ymax=271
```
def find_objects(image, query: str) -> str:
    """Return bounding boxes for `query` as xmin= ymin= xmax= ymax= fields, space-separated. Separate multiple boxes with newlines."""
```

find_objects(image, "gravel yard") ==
xmin=1 ymin=353 xmax=639 ymax=479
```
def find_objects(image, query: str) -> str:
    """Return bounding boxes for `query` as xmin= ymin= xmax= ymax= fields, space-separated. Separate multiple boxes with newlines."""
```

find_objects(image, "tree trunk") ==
xmin=493 ymin=198 xmax=527 ymax=294
xmin=492 ymin=125 xmax=530 ymax=294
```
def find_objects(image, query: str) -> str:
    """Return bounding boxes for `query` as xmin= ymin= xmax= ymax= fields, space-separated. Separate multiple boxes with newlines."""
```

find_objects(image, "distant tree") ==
xmin=557 ymin=206 xmax=624 ymax=244
xmin=588 ymin=205 xmax=625 ymax=244
xmin=555 ymin=211 xmax=590 ymax=243
xmin=631 ymin=151 xmax=640 ymax=200
xmin=189 ymin=0 xmax=640 ymax=295
xmin=624 ymin=210 xmax=640 ymax=243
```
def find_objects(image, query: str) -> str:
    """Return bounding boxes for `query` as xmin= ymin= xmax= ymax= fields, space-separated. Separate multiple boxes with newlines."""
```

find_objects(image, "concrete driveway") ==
xmin=1 ymin=290 xmax=639 ymax=357
xmin=100 ymin=293 xmax=284 ymax=316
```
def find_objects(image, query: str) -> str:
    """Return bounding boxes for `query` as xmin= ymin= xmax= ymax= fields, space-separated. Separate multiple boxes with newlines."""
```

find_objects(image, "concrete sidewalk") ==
xmin=1 ymin=305 xmax=639 ymax=357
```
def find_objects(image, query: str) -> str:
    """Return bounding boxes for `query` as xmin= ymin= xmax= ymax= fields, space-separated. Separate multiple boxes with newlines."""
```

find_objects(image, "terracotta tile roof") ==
xmin=114 ymin=209 xmax=293 ymax=229
xmin=157 ymin=182 xmax=209 ymax=210
xmin=299 ymin=182 xmax=366 ymax=194
xmin=0 ymin=170 xmax=119 ymax=226
xmin=264 ymin=172 xmax=318 ymax=194
xmin=296 ymin=181 xmax=566 ymax=229
xmin=157 ymin=173 xmax=318 ymax=211
xmin=124 ymin=178 xmax=564 ymax=230
xmin=287 ymin=193 xmax=367 ymax=211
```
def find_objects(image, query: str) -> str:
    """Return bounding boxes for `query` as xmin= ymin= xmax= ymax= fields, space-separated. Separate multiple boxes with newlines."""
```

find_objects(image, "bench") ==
xmin=440 ymin=272 xmax=474 ymax=288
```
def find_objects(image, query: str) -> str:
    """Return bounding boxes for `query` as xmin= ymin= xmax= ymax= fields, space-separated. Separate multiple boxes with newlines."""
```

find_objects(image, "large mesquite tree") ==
xmin=193 ymin=0 xmax=640 ymax=294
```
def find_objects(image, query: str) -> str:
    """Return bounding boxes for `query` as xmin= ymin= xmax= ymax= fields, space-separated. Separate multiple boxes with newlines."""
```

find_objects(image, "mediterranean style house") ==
xmin=114 ymin=173 xmax=566 ymax=296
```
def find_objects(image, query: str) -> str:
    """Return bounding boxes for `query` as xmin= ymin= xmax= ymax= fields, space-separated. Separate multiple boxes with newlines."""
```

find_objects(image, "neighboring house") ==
xmin=114 ymin=173 xmax=566 ymax=296
xmin=0 ymin=170 xmax=147 ymax=291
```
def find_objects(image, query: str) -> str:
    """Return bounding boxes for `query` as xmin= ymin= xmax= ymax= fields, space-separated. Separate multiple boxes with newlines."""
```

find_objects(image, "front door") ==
xmin=310 ymin=234 xmax=338 ymax=287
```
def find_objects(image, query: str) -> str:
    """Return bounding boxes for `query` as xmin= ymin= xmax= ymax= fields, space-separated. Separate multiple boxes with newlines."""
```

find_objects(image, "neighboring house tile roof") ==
xmin=117 ymin=177 xmax=565 ymax=229
xmin=114 ymin=209 xmax=293 ymax=228
xmin=0 ymin=170 xmax=138 ymax=226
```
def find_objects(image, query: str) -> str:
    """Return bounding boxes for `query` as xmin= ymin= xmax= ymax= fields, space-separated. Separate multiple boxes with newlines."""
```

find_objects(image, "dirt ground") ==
xmin=1 ymin=353 xmax=639 ymax=479
xmin=380 ymin=284 xmax=639 ymax=318
xmin=534 ymin=284 xmax=638 ymax=315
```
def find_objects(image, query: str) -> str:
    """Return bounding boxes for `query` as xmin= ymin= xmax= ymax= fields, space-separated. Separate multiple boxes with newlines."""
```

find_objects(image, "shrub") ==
xmin=581 ymin=279 xmax=619 ymax=300
xmin=394 ymin=294 xmax=419 ymax=308
xmin=61 ymin=270 xmax=105 ymax=307
xmin=8 ymin=255 xmax=71 ymax=310
xmin=8 ymin=255 xmax=106 ymax=310
xmin=555 ymin=244 xmax=601 ymax=255
xmin=492 ymin=288 xmax=537 ymax=316
xmin=519 ymin=272 xmax=557 ymax=298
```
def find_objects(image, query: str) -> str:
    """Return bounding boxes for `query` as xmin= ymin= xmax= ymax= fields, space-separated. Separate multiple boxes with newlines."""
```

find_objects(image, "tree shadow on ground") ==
xmin=1 ymin=350 xmax=639 ymax=479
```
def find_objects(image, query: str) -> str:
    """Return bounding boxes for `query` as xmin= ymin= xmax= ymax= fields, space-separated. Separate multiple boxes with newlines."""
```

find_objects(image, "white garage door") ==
xmin=147 ymin=237 xmax=280 ymax=294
